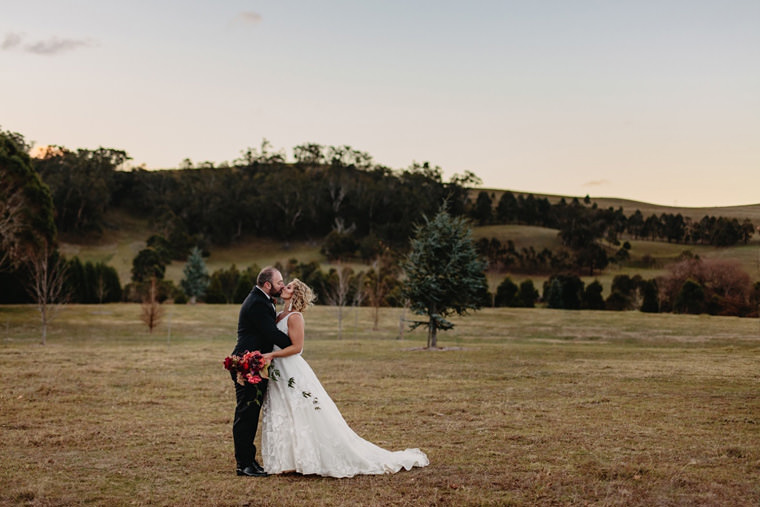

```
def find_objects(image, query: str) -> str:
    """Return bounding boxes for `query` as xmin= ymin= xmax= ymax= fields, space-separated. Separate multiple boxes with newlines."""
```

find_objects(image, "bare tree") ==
xmin=364 ymin=252 xmax=400 ymax=330
xmin=323 ymin=265 xmax=352 ymax=339
xmin=327 ymin=181 xmax=347 ymax=215
xmin=95 ymin=271 xmax=107 ymax=304
xmin=351 ymin=270 xmax=367 ymax=329
xmin=141 ymin=277 xmax=163 ymax=333
xmin=365 ymin=266 xmax=384 ymax=331
xmin=24 ymin=242 xmax=69 ymax=345
xmin=332 ymin=217 xmax=356 ymax=235
xmin=397 ymin=299 xmax=410 ymax=340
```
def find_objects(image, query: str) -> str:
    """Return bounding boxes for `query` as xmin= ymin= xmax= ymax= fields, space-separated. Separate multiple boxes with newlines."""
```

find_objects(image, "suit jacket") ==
xmin=232 ymin=287 xmax=292 ymax=356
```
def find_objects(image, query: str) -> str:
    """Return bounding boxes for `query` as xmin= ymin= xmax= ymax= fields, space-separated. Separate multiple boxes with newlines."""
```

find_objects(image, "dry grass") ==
xmin=57 ymin=210 xmax=329 ymax=285
xmin=2 ymin=304 xmax=759 ymax=505
xmin=472 ymin=225 xmax=564 ymax=252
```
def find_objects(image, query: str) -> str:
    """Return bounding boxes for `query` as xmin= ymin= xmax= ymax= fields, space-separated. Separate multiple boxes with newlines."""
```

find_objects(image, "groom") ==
xmin=231 ymin=266 xmax=292 ymax=477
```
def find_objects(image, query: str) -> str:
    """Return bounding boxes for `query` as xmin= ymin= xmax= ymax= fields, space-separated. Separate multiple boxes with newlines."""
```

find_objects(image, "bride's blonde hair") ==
xmin=289 ymin=278 xmax=317 ymax=312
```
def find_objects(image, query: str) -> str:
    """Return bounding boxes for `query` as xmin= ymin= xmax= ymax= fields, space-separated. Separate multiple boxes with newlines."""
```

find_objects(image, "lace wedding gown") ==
xmin=261 ymin=312 xmax=429 ymax=478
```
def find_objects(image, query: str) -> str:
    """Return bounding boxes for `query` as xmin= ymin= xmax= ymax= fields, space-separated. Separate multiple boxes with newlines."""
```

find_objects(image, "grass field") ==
xmin=2 ymin=304 xmax=759 ymax=505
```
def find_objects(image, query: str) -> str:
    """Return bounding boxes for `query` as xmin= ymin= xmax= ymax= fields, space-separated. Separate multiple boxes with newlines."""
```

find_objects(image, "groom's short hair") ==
xmin=257 ymin=266 xmax=278 ymax=287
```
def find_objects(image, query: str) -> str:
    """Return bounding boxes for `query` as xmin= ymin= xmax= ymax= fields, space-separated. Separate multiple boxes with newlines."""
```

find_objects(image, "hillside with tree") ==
xmin=2 ymin=127 xmax=760 ymax=320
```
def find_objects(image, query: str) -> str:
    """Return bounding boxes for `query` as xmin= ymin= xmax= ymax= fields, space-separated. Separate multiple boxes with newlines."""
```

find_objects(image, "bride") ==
xmin=260 ymin=278 xmax=429 ymax=478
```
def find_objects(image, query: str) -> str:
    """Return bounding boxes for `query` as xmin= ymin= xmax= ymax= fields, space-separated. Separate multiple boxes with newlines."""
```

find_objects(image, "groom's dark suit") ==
xmin=231 ymin=286 xmax=292 ymax=470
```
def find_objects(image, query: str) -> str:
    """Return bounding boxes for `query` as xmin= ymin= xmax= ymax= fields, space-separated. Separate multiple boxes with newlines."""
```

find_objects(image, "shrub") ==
xmin=639 ymin=279 xmax=660 ymax=313
xmin=543 ymin=274 xmax=584 ymax=310
xmin=583 ymin=280 xmax=605 ymax=310
xmin=605 ymin=275 xmax=639 ymax=311
xmin=321 ymin=230 xmax=358 ymax=261
xmin=517 ymin=280 xmax=539 ymax=308
xmin=660 ymin=258 xmax=754 ymax=316
xmin=494 ymin=277 xmax=519 ymax=307
xmin=674 ymin=279 xmax=705 ymax=314
xmin=605 ymin=291 xmax=630 ymax=311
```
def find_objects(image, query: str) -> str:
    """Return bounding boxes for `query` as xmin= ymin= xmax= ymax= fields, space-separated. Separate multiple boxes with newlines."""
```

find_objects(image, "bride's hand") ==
xmin=262 ymin=352 xmax=274 ymax=363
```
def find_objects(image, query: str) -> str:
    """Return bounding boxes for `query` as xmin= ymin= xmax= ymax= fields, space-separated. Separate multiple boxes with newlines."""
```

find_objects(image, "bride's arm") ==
xmin=264 ymin=314 xmax=304 ymax=359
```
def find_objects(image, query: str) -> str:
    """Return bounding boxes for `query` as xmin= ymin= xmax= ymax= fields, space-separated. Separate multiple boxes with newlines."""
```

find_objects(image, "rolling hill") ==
xmin=58 ymin=194 xmax=760 ymax=293
xmin=478 ymin=188 xmax=760 ymax=221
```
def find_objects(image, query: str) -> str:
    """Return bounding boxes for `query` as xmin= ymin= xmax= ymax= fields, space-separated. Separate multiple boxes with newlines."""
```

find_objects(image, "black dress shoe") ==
xmin=237 ymin=465 xmax=268 ymax=477
xmin=251 ymin=460 xmax=266 ymax=474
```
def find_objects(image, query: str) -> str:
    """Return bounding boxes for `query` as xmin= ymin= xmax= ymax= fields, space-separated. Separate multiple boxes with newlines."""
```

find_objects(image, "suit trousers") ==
xmin=232 ymin=375 xmax=268 ymax=468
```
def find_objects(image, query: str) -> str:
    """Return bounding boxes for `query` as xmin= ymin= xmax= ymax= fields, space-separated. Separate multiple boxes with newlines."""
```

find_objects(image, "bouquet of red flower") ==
xmin=224 ymin=350 xmax=271 ymax=386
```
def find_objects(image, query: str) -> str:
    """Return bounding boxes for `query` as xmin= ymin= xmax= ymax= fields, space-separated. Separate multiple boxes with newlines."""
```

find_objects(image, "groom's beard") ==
xmin=270 ymin=288 xmax=283 ymax=298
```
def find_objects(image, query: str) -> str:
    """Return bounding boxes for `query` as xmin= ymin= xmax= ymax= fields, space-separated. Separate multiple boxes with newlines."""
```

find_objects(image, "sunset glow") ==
xmin=2 ymin=1 xmax=758 ymax=207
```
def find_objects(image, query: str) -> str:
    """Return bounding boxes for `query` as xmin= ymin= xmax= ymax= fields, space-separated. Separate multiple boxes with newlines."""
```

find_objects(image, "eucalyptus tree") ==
xmin=33 ymin=146 xmax=129 ymax=233
xmin=0 ymin=129 xmax=56 ymax=266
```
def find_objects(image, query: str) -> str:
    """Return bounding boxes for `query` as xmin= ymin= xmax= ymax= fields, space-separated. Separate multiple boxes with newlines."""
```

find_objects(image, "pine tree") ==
xmin=518 ymin=280 xmax=538 ymax=308
xmin=675 ymin=279 xmax=704 ymax=314
xmin=583 ymin=280 xmax=606 ymax=310
xmin=640 ymin=279 xmax=660 ymax=313
xmin=546 ymin=278 xmax=564 ymax=309
xmin=402 ymin=205 xmax=487 ymax=348
xmin=180 ymin=246 xmax=209 ymax=304
xmin=494 ymin=277 xmax=519 ymax=307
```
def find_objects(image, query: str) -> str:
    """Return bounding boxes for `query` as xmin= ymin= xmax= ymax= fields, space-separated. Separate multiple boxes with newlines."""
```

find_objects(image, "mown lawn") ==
xmin=1 ymin=304 xmax=759 ymax=505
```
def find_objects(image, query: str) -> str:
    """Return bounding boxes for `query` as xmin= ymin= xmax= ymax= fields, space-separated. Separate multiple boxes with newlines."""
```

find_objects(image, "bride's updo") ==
xmin=289 ymin=278 xmax=317 ymax=312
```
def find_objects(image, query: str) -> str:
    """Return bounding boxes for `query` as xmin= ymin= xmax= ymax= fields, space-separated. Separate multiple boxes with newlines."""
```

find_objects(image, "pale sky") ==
xmin=2 ymin=1 xmax=758 ymax=207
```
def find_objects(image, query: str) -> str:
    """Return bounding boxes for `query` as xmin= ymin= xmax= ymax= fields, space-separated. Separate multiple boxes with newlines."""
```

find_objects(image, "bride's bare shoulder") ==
xmin=276 ymin=311 xmax=303 ymax=324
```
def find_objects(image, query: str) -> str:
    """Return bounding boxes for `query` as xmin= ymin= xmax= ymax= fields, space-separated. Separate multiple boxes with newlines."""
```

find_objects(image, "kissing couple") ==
xmin=230 ymin=266 xmax=429 ymax=478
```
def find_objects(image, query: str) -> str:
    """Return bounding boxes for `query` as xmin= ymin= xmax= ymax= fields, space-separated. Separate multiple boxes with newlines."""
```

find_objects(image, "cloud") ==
xmin=26 ymin=36 xmax=95 ymax=55
xmin=235 ymin=11 xmax=263 ymax=25
xmin=1 ymin=33 xmax=23 ymax=50
xmin=1 ymin=32 xmax=96 ymax=55
xmin=582 ymin=179 xmax=610 ymax=187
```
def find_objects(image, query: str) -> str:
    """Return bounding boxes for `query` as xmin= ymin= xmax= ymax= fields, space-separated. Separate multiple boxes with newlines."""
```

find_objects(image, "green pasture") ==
xmin=1 ymin=304 xmax=759 ymax=505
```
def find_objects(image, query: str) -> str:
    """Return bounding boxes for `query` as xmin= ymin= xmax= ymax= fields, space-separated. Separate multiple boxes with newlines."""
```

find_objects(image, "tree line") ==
xmin=3 ymin=128 xmax=759 ymax=328
xmin=527 ymin=255 xmax=760 ymax=318
xmin=471 ymin=192 xmax=755 ymax=276
xmin=24 ymin=137 xmax=756 ymax=269
xmin=32 ymin=141 xmax=477 ymax=256
xmin=473 ymin=190 xmax=755 ymax=246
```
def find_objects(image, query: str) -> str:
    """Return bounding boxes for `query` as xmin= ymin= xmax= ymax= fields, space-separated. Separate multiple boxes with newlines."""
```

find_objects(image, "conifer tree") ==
xmin=518 ymin=280 xmax=539 ymax=308
xmin=180 ymin=246 xmax=209 ymax=304
xmin=546 ymin=278 xmax=564 ymax=309
xmin=640 ymin=279 xmax=660 ymax=313
xmin=583 ymin=280 xmax=606 ymax=310
xmin=402 ymin=205 xmax=487 ymax=348
xmin=494 ymin=277 xmax=519 ymax=307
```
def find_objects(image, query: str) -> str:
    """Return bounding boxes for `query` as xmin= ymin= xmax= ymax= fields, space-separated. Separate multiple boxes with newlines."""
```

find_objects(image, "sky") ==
xmin=1 ymin=0 xmax=758 ymax=207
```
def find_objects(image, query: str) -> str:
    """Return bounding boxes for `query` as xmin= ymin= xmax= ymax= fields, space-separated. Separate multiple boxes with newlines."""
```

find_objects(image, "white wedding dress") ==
xmin=261 ymin=312 xmax=429 ymax=478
